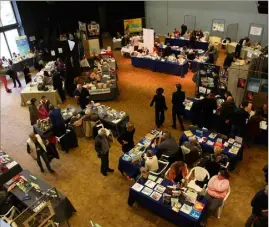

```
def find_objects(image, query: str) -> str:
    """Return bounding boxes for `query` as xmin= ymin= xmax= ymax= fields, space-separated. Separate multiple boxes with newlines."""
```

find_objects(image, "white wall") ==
xmin=145 ymin=1 xmax=268 ymax=46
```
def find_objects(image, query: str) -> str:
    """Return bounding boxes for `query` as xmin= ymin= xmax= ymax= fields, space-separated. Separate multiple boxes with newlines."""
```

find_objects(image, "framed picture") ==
xmin=247 ymin=92 xmax=254 ymax=101
xmin=247 ymin=77 xmax=260 ymax=93
xmin=23 ymin=201 xmax=55 ymax=227
xmin=237 ymin=78 xmax=246 ymax=89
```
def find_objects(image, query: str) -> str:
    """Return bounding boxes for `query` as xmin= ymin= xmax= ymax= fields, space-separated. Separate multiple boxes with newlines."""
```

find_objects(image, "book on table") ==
xmin=150 ymin=191 xmax=162 ymax=201
xmin=145 ymin=180 xmax=156 ymax=189
xmin=229 ymin=146 xmax=240 ymax=155
xmin=148 ymin=175 xmax=157 ymax=182
xmin=184 ymin=130 xmax=193 ymax=137
xmin=156 ymin=178 xmax=163 ymax=184
xmin=189 ymin=209 xmax=202 ymax=219
xmin=180 ymin=204 xmax=192 ymax=214
xmin=141 ymin=187 xmax=153 ymax=196
xmin=132 ymin=183 xmax=144 ymax=192
xmin=193 ymin=201 xmax=205 ymax=212
xmin=154 ymin=184 xmax=166 ymax=194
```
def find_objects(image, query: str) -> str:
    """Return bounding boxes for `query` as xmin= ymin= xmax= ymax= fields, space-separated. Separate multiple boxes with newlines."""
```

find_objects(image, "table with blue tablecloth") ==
xmin=131 ymin=57 xmax=189 ymax=77
xmin=179 ymin=128 xmax=243 ymax=170
xmin=165 ymin=38 xmax=209 ymax=50
xmin=128 ymin=178 xmax=207 ymax=227
xmin=191 ymin=59 xmax=210 ymax=72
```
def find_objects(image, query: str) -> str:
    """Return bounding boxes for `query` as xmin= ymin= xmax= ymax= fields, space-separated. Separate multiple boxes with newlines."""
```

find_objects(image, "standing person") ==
xmin=200 ymin=170 xmax=230 ymax=226
xmin=38 ymin=104 xmax=49 ymax=119
xmin=117 ymin=122 xmax=135 ymax=153
xmin=40 ymin=95 xmax=51 ymax=112
xmin=7 ymin=60 xmax=21 ymax=88
xmin=74 ymin=84 xmax=90 ymax=109
xmin=245 ymin=186 xmax=268 ymax=227
xmin=163 ymin=43 xmax=172 ymax=57
xmin=202 ymin=94 xmax=217 ymax=129
xmin=0 ymin=62 xmax=11 ymax=93
xmin=150 ymin=88 xmax=168 ymax=128
xmin=181 ymin=24 xmax=187 ymax=36
xmin=172 ymin=84 xmax=185 ymax=130
xmin=95 ymin=128 xmax=114 ymax=176
xmin=27 ymin=98 xmax=39 ymax=125
xmin=26 ymin=133 xmax=55 ymax=173
xmin=230 ymin=101 xmax=250 ymax=138
xmin=223 ymin=52 xmax=235 ymax=70
xmin=52 ymin=70 xmax=65 ymax=102
xmin=23 ymin=64 xmax=32 ymax=84
xmin=131 ymin=35 xmax=140 ymax=51
xmin=49 ymin=105 xmax=66 ymax=137
xmin=190 ymin=98 xmax=203 ymax=128
xmin=235 ymin=37 xmax=249 ymax=58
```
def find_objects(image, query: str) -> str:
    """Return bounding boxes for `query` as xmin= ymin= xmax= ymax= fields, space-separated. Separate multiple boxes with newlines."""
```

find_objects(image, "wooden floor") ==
xmin=0 ymin=40 xmax=267 ymax=227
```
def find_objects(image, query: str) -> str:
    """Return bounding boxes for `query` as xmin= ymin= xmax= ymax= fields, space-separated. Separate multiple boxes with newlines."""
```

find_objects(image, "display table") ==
xmin=179 ymin=128 xmax=243 ymax=170
xmin=226 ymin=43 xmax=261 ymax=60
xmin=5 ymin=170 xmax=76 ymax=222
xmin=131 ymin=57 xmax=189 ymax=77
xmin=0 ymin=151 xmax=22 ymax=185
xmin=165 ymin=38 xmax=209 ymax=50
xmin=121 ymin=42 xmax=144 ymax=57
xmin=21 ymin=84 xmax=62 ymax=107
xmin=118 ymin=131 xmax=160 ymax=178
xmin=158 ymin=46 xmax=205 ymax=57
xmin=112 ymin=38 xmax=122 ymax=49
xmin=128 ymin=178 xmax=207 ymax=227
xmin=191 ymin=58 xmax=209 ymax=72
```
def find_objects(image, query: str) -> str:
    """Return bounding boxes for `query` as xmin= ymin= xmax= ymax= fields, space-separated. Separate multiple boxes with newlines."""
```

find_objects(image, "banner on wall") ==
xmin=78 ymin=21 xmax=88 ymax=40
xmin=143 ymin=28 xmax=154 ymax=53
xmin=15 ymin=36 xmax=30 ymax=56
xmin=87 ymin=23 xmax=100 ymax=36
xmin=124 ymin=18 xmax=142 ymax=33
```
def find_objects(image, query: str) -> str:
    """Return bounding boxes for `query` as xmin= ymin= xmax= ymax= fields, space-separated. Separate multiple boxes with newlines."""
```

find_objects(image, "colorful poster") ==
xmin=250 ymin=26 xmax=263 ymax=36
xmin=212 ymin=22 xmax=225 ymax=32
xmin=237 ymin=78 xmax=246 ymax=89
xmin=247 ymin=77 xmax=261 ymax=93
xmin=15 ymin=36 xmax=30 ymax=57
xmin=124 ymin=18 xmax=142 ymax=33
xmin=261 ymin=79 xmax=268 ymax=92
xmin=78 ymin=21 xmax=88 ymax=40
xmin=87 ymin=23 xmax=100 ymax=36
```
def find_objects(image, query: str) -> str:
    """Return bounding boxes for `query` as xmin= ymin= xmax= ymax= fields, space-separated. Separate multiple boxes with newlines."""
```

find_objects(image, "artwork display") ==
xmin=124 ymin=18 xmax=142 ymax=33
xmin=78 ymin=21 xmax=88 ymax=40
xmin=88 ymin=22 xmax=100 ymax=36
xmin=212 ymin=22 xmax=225 ymax=32
xmin=15 ymin=36 xmax=31 ymax=57
xmin=237 ymin=78 xmax=246 ymax=89
xmin=247 ymin=77 xmax=261 ymax=93
xmin=250 ymin=26 xmax=263 ymax=36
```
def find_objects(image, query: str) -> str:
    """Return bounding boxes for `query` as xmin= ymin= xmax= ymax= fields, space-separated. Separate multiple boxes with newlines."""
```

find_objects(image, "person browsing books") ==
xmin=117 ymin=122 xmax=135 ymax=153
xmin=144 ymin=150 xmax=159 ymax=172
xmin=165 ymin=161 xmax=188 ymax=183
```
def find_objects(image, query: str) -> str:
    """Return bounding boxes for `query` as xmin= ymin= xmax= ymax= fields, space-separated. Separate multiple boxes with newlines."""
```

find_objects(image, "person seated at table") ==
xmin=202 ymin=93 xmax=217 ymax=129
xmin=49 ymin=104 xmax=66 ymax=137
xmin=218 ymin=96 xmax=236 ymax=135
xmin=186 ymin=49 xmax=196 ymax=61
xmin=80 ymin=55 xmax=90 ymax=72
xmin=153 ymin=131 xmax=179 ymax=159
xmin=27 ymin=98 xmax=39 ymax=125
xmin=144 ymin=150 xmax=159 ymax=172
xmin=223 ymin=52 xmax=236 ymax=70
xmin=230 ymin=100 xmax=250 ymax=138
xmin=23 ymin=64 xmax=32 ymax=84
xmin=182 ymin=136 xmax=202 ymax=166
xmin=253 ymin=42 xmax=262 ymax=51
xmin=43 ymin=70 xmax=53 ymax=85
xmin=200 ymin=170 xmax=230 ymax=226
xmin=74 ymin=84 xmax=90 ymax=109
xmin=38 ymin=103 xmax=49 ymax=120
xmin=190 ymin=98 xmax=204 ymax=128
xmin=117 ymin=122 xmax=135 ymax=153
xmin=181 ymin=46 xmax=187 ymax=57
xmin=166 ymin=161 xmax=188 ymax=183
xmin=181 ymin=24 xmax=187 ymax=36
xmin=89 ymin=68 xmax=101 ymax=82
xmin=40 ymin=95 xmax=51 ymax=112
xmin=163 ymin=43 xmax=172 ymax=57
xmin=27 ymin=133 xmax=55 ymax=173
xmin=183 ymin=30 xmax=191 ymax=39
xmin=173 ymin=28 xmax=180 ymax=37
xmin=196 ymin=30 xmax=204 ymax=39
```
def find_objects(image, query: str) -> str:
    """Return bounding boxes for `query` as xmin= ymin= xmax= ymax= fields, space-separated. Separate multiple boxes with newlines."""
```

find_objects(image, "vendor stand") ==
xmin=226 ymin=42 xmax=261 ymax=60
xmin=128 ymin=177 xmax=207 ymax=227
xmin=179 ymin=127 xmax=243 ymax=170
xmin=165 ymin=38 xmax=209 ymax=50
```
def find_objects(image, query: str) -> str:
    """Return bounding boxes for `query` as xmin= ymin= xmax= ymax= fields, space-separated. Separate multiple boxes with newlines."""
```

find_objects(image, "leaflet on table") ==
xmin=154 ymin=184 xmax=166 ymax=194
xmin=189 ymin=209 xmax=202 ymax=219
xmin=184 ymin=101 xmax=193 ymax=110
xmin=145 ymin=180 xmax=156 ymax=189
xmin=150 ymin=191 xmax=162 ymax=201
xmin=180 ymin=204 xmax=192 ymax=214
xmin=132 ymin=183 xmax=144 ymax=192
xmin=229 ymin=146 xmax=240 ymax=155
xmin=208 ymin=133 xmax=217 ymax=139
xmin=141 ymin=186 xmax=153 ymax=196
xmin=184 ymin=130 xmax=193 ymax=137
xmin=148 ymin=174 xmax=157 ymax=182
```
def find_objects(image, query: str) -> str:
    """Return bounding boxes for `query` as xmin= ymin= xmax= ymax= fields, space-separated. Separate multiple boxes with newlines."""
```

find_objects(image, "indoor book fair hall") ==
xmin=0 ymin=1 xmax=268 ymax=227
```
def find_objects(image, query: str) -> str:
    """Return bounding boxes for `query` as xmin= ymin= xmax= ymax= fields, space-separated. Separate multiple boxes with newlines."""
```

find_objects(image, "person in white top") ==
xmin=132 ymin=35 xmax=140 ymax=51
xmin=145 ymin=150 xmax=159 ymax=172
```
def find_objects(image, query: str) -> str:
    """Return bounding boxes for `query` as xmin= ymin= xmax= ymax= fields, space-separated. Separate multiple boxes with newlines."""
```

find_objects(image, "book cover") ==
xmin=180 ymin=204 xmax=192 ymax=214
xmin=145 ymin=180 xmax=156 ymax=189
xmin=229 ymin=146 xmax=239 ymax=155
xmin=150 ymin=191 xmax=162 ymax=201
xmin=156 ymin=178 xmax=163 ymax=184
xmin=141 ymin=187 xmax=153 ymax=196
xmin=131 ymin=183 xmax=144 ymax=192
xmin=163 ymin=193 xmax=171 ymax=205
xmin=193 ymin=201 xmax=205 ymax=212
xmin=184 ymin=130 xmax=193 ymax=137
xmin=148 ymin=175 xmax=157 ymax=182
xmin=154 ymin=184 xmax=166 ymax=194
xmin=189 ymin=209 xmax=201 ymax=219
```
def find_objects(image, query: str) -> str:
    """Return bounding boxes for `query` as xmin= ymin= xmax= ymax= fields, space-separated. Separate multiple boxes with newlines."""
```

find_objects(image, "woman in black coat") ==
xmin=150 ymin=88 xmax=168 ymax=128
xmin=117 ymin=123 xmax=135 ymax=153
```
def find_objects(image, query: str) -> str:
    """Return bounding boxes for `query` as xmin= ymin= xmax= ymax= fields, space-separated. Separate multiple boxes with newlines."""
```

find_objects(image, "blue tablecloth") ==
xmin=128 ymin=178 xmax=207 ymax=227
xmin=131 ymin=57 xmax=188 ymax=77
xmin=191 ymin=59 xmax=210 ymax=72
xmin=165 ymin=38 xmax=209 ymax=50
xmin=179 ymin=128 xmax=242 ymax=170
xmin=118 ymin=138 xmax=158 ymax=178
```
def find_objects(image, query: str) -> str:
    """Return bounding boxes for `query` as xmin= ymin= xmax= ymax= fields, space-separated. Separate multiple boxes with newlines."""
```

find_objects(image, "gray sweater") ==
xmin=156 ymin=138 xmax=179 ymax=157
xmin=95 ymin=135 xmax=111 ymax=156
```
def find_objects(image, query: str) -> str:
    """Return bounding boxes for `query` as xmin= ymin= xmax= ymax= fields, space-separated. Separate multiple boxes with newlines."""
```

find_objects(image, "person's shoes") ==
xmin=107 ymin=168 xmax=114 ymax=173
xmin=49 ymin=169 xmax=55 ymax=173
xmin=102 ymin=172 xmax=108 ymax=176
xmin=172 ymin=125 xmax=177 ymax=129
xmin=6 ymin=89 xmax=12 ymax=93
xmin=40 ymin=169 xmax=45 ymax=173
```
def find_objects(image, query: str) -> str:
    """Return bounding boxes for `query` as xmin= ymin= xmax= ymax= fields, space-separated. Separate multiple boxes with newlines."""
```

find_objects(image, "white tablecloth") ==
xmin=20 ymin=84 xmax=62 ymax=107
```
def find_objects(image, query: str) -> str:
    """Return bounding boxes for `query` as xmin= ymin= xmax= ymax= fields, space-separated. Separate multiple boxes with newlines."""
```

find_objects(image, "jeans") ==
xmin=155 ymin=109 xmax=165 ymax=128
xmin=36 ymin=149 xmax=53 ymax=171
xmin=11 ymin=74 xmax=21 ymax=87
xmin=201 ymin=193 xmax=223 ymax=223
xmin=100 ymin=153 xmax=109 ymax=174
xmin=172 ymin=106 xmax=185 ymax=130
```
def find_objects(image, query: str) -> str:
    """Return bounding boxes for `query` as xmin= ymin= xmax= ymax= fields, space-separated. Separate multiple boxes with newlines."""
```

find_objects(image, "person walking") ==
xmin=7 ymin=59 xmax=21 ymax=88
xmin=52 ymin=70 xmax=66 ymax=102
xmin=49 ymin=105 xmax=66 ymax=137
xmin=26 ymin=133 xmax=55 ymax=173
xmin=150 ymin=88 xmax=168 ymax=128
xmin=117 ymin=122 xmax=135 ymax=153
xmin=0 ymin=62 xmax=12 ymax=93
xmin=172 ymin=84 xmax=185 ymax=130
xmin=27 ymin=98 xmax=39 ymax=125
xmin=95 ymin=128 xmax=114 ymax=176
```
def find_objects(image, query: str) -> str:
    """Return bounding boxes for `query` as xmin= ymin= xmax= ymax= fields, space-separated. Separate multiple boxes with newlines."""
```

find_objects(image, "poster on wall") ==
xmin=15 ymin=36 xmax=30 ymax=57
xmin=212 ymin=22 xmax=225 ymax=32
xmin=237 ymin=78 xmax=246 ymax=89
xmin=261 ymin=79 xmax=268 ymax=92
xmin=250 ymin=26 xmax=263 ymax=36
xmin=124 ymin=18 xmax=142 ymax=34
xmin=247 ymin=77 xmax=261 ymax=93
xmin=87 ymin=22 xmax=100 ymax=36
xmin=78 ymin=21 xmax=88 ymax=40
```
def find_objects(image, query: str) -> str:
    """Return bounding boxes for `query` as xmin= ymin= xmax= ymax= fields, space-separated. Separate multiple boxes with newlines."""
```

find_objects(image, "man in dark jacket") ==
xmin=190 ymin=98 xmax=203 ymax=128
xmin=219 ymin=96 xmax=236 ymax=135
xmin=163 ymin=43 xmax=172 ymax=57
xmin=181 ymin=24 xmax=187 ymax=36
xmin=74 ymin=84 xmax=90 ymax=109
xmin=172 ymin=84 xmax=185 ymax=130
xmin=52 ymin=70 xmax=65 ymax=102
xmin=202 ymin=94 xmax=217 ymax=129
xmin=245 ymin=186 xmax=268 ymax=227
xmin=223 ymin=52 xmax=235 ymax=69
xmin=95 ymin=128 xmax=114 ymax=176
xmin=49 ymin=105 xmax=66 ymax=137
